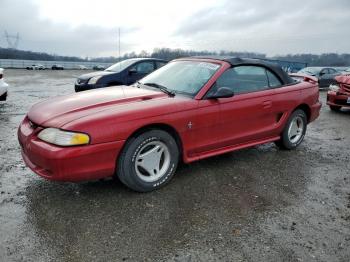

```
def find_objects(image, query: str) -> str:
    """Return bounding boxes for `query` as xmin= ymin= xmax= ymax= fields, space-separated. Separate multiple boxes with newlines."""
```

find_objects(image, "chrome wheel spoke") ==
xmin=288 ymin=116 xmax=304 ymax=143
xmin=135 ymin=141 xmax=170 ymax=182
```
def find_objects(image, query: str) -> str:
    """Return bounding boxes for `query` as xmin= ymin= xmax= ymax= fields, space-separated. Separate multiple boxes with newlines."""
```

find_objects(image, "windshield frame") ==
xmin=138 ymin=59 xmax=223 ymax=98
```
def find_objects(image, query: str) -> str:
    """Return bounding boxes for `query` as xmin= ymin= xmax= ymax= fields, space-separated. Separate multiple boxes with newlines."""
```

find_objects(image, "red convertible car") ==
xmin=18 ymin=57 xmax=321 ymax=192
xmin=327 ymin=75 xmax=350 ymax=111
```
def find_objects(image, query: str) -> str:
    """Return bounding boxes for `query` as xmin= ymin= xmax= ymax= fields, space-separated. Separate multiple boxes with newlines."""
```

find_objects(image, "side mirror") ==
xmin=128 ymin=68 xmax=137 ymax=75
xmin=207 ymin=87 xmax=234 ymax=99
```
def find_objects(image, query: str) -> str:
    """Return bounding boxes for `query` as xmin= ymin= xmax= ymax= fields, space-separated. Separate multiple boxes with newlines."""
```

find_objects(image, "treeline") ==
xmin=1 ymin=47 xmax=350 ymax=66
xmin=0 ymin=47 xmax=86 ymax=62
xmin=80 ymin=48 xmax=266 ymax=63
xmin=274 ymin=53 xmax=350 ymax=67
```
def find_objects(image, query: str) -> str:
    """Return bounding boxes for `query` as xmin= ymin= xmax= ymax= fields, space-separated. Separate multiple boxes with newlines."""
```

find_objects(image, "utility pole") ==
xmin=118 ymin=28 xmax=121 ymax=62
xmin=4 ymin=31 xmax=20 ymax=49
xmin=118 ymin=27 xmax=121 ymax=71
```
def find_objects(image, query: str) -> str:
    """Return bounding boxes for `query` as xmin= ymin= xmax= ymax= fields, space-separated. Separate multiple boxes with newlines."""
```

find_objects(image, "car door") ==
xmin=209 ymin=65 xmax=280 ymax=148
xmin=327 ymin=68 xmax=340 ymax=86
xmin=126 ymin=61 xmax=155 ymax=85
xmin=319 ymin=68 xmax=333 ymax=87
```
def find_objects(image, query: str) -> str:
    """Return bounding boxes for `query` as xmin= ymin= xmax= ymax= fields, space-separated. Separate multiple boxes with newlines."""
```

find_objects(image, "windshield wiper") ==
xmin=142 ymin=82 xmax=175 ymax=97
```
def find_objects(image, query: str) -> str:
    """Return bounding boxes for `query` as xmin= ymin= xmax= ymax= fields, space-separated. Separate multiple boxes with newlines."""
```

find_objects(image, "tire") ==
xmin=275 ymin=109 xmax=307 ymax=150
xmin=0 ymin=92 xmax=7 ymax=101
xmin=117 ymin=129 xmax=179 ymax=192
xmin=330 ymin=105 xmax=341 ymax=111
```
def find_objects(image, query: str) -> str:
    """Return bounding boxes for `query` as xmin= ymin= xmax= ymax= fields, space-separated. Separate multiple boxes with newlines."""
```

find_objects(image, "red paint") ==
xmin=18 ymin=58 xmax=322 ymax=182
xmin=327 ymin=75 xmax=350 ymax=109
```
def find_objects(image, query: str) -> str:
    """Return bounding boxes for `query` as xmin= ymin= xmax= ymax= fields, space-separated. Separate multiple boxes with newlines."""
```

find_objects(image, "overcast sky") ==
xmin=0 ymin=0 xmax=349 ymax=57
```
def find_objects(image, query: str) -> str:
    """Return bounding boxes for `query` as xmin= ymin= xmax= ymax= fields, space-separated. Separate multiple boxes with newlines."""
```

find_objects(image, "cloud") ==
xmin=0 ymin=0 xmax=137 ymax=57
xmin=175 ymin=0 xmax=350 ymax=55
xmin=0 ymin=0 xmax=350 ymax=56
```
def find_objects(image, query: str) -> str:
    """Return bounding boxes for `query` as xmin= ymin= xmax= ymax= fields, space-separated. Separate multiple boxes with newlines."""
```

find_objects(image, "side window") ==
xmin=133 ymin=62 xmax=155 ymax=74
xmin=156 ymin=61 xmax=167 ymax=69
xmin=266 ymin=70 xmax=282 ymax=87
xmin=215 ymin=66 xmax=270 ymax=95
xmin=320 ymin=69 xmax=328 ymax=75
xmin=328 ymin=68 xmax=336 ymax=74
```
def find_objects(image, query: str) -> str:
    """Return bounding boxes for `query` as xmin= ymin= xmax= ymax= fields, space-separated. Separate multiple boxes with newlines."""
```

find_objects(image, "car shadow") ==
xmin=22 ymin=143 xmax=314 ymax=261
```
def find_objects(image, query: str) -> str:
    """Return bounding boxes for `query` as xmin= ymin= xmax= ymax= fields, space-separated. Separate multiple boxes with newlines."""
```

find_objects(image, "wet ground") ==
xmin=0 ymin=69 xmax=349 ymax=262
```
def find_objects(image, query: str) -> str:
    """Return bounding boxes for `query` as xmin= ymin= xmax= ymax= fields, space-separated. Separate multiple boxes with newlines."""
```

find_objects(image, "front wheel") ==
xmin=275 ymin=109 xmax=307 ymax=150
xmin=117 ymin=129 xmax=179 ymax=192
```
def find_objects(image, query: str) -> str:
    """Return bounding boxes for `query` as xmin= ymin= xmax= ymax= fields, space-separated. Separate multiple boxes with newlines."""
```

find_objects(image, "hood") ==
xmin=78 ymin=70 xmax=115 ymax=80
xmin=335 ymin=75 xmax=350 ymax=85
xmin=28 ymin=86 xmax=168 ymax=127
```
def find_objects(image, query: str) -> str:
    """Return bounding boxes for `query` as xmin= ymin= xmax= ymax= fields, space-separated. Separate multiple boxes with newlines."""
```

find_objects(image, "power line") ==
xmin=4 ymin=31 xmax=20 ymax=49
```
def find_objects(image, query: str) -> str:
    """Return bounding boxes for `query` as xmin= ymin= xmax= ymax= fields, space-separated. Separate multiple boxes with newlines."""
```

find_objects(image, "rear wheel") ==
xmin=330 ymin=105 xmax=341 ymax=111
xmin=275 ymin=109 xmax=307 ymax=150
xmin=117 ymin=129 xmax=179 ymax=192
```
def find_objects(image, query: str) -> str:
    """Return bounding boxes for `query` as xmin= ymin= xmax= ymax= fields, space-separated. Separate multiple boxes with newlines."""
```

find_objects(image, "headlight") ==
xmin=329 ymin=84 xmax=340 ymax=92
xmin=88 ymin=76 xmax=101 ymax=85
xmin=38 ymin=128 xmax=90 ymax=146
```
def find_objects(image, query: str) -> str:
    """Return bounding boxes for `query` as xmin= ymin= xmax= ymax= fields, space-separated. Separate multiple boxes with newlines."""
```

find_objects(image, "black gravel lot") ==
xmin=0 ymin=70 xmax=349 ymax=262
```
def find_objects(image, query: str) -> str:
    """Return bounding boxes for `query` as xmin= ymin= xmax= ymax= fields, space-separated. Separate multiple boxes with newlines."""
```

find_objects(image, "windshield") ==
xmin=105 ymin=59 xmax=137 ymax=73
xmin=298 ymin=67 xmax=321 ymax=75
xmin=139 ymin=61 xmax=220 ymax=96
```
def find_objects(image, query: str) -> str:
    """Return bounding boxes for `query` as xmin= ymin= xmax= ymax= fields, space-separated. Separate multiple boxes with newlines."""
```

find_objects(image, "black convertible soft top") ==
xmin=190 ymin=56 xmax=295 ymax=85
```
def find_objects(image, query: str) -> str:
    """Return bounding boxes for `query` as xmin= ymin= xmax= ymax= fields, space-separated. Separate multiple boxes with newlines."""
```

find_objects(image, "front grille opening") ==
xmin=28 ymin=119 xmax=39 ymax=129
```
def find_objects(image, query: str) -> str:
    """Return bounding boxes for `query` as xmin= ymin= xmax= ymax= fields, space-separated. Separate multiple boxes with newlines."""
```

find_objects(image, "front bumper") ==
xmin=327 ymin=91 xmax=350 ymax=108
xmin=18 ymin=117 xmax=125 ymax=182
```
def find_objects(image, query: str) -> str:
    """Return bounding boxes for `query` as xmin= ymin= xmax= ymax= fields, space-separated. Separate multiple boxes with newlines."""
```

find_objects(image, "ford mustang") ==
xmin=18 ymin=57 xmax=322 ymax=192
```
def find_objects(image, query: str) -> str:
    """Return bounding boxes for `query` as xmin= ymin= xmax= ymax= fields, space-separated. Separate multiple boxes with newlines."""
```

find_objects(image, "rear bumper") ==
xmin=18 ymin=117 xmax=125 ymax=182
xmin=309 ymin=101 xmax=322 ymax=122
xmin=327 ymin=91 xmax=350 ymax=108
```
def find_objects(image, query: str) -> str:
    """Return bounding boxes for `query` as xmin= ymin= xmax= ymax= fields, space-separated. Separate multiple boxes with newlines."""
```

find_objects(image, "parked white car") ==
xmin=77 ymin=65 xmax=88 ymax=70
xmin=0 ymin=68 xmax=9 ymax=101
xmin=26 ymin=64 xmax=45 ymax=70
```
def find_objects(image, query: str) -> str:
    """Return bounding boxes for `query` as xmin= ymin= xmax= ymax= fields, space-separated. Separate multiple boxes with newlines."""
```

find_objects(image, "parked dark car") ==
xmin=297 ymin=67 xmax=341 ymax=88
xmin=52 ymin=64 xmax=64 ymax=70
xmin=75 ymin=58 xmax=168 ymax=92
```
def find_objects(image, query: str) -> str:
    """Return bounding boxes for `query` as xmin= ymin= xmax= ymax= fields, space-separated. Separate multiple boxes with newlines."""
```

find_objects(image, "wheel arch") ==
xmin=123 ymin=123 xmax=184 ymax=160
xmin=294 ymin=104 xmax=311 ymax=122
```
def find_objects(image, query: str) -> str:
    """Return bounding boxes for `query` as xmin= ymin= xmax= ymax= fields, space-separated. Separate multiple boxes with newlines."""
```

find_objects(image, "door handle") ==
xmin=262 ymin=101 xmax=272 ymax=109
